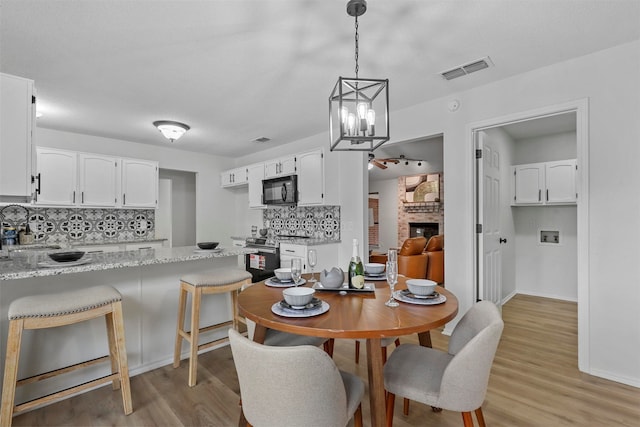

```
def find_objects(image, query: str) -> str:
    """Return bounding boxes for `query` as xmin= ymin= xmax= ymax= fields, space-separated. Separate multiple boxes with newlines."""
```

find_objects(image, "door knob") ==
xmin=499 ymin=238 xmax=507 ymax=244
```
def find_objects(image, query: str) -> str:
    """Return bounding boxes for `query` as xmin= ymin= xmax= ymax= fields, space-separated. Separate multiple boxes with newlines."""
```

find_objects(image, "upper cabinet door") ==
xmin=0 ymin=73 xmax=35 ymax=200
xmin=35 ymin=147 xmax=77 ymax=206
xmin=264 ymin=156 xmax=296 ymax=178
xmin=79 ymin=154 xmax=118 ymax=207
xmin=513 ymin=164 xmax=543 ymax=204
xmin=247 ymin=163 xmax=266 ymax=209
xmin=545 ymin=160 xmax=577 ymax=204
xmin=297 ymin=149 xmax=324 ymax=206
xmin=122 ymin=159 xmax=158 ymax=208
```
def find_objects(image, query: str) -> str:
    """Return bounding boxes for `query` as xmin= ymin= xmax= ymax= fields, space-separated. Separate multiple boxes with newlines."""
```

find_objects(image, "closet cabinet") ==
xmin=0 ymin=73 xmax=35 ymax=201
xmin=512 ymin=159 xmax=577 ymax=205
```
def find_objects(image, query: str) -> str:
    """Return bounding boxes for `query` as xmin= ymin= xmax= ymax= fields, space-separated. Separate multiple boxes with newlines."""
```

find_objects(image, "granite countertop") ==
xmin=0 ymin=246 xmax=257 ymax=280
xmin=4 ymin=238 xmax=168 ymax=252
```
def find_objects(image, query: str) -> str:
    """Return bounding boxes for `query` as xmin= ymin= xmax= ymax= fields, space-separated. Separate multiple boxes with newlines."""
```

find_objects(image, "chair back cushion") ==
xmin=229 ymin=329 xmax=349 ymax=427
xmin=398 ymin=237 xmax=427 ymax=256
xmin=439 ymin=301 xmax=504 ymax=411
xmin=425 ymin=234 xmax=444 ymax=252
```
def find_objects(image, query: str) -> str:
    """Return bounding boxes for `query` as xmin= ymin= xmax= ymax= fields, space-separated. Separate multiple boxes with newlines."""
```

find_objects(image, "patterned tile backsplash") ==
xmin=263 ymin=205 xmax=340 ymax=241
xmin=0 ymin=206 xmax=155 ymax=244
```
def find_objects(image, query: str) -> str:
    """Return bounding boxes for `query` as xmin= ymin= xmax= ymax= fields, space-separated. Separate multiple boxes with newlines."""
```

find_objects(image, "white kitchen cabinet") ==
xmin=0 ymin=73 xmax=35 ymax=201
xmin=279 ymin=242 xmax=340 ymax=274
xmin=545 ymin=160 xmax=577 ymax=204
xmin=247 ymin=163 xmax=266 ymax=209
xmin=35 ymin=147 xmax=77 ymax=206
xmin=512 ymin=159 xmax=576 ymax=205
xmin=264 ymin=155 xmax=296 ymax=178
xmin=122 ymin=159 xmax=158 ymax=208
xmin=220 ymin=167 xmax=248 ymax=187
xmin=297 ymin=149 xmax=324 ymax=206
xmin=78 ymin=153 xmax=119 ymax=207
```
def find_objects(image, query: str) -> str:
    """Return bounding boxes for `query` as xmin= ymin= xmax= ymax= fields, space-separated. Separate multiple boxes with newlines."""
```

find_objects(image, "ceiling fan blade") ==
xmin=376 ymin=158 xmax=400 ymax=164
xmin=373 ymin=160 xmax=387 ymax=169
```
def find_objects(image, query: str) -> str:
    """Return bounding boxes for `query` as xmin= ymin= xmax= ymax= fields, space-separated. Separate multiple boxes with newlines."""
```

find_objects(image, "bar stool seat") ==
xmin=1 ymin=285 xmax=132 ymax=426
xmin=173 ymin=268 xmax=252 ymax=387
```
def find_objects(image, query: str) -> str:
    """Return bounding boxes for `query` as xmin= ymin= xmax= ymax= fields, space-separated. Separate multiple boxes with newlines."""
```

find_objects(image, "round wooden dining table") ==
xmin=237 ymin=274 xmax=459 ymax=427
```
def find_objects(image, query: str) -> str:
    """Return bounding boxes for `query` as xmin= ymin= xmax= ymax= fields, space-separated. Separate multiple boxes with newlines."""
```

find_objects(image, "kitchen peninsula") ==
xmin=0 ymin=246 xmax=256 ymax=404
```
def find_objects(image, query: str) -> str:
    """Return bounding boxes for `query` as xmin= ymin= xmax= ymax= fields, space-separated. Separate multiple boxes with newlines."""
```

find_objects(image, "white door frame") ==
xmin=468 ymin=98 xmax=590 ymax=372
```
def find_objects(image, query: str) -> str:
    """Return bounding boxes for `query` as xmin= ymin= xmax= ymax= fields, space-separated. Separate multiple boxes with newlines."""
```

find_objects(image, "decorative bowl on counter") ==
xmin=48 ymin=251 xmax=85 ymax=263
xmin=319 ymin=267 xmax=344 ymax=288
xmin=197 ymin=242 xmax=219 ymax=250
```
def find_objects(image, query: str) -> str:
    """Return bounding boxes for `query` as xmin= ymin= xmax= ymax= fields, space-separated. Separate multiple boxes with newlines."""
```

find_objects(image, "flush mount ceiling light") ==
xmin=153 ymin=120 xmax=190 ymax=142
xmin=329 ymin=0 xmax=389 ymax=152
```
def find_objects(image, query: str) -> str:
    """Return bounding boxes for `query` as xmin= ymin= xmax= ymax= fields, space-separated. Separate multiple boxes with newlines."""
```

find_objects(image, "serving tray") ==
xmin=312 ymin=282 xmax=375 ymax=292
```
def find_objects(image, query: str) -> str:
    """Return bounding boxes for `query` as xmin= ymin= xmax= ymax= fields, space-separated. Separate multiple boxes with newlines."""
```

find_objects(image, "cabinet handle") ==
xmin=546 ymin=189 xmax=549 ymax=201
xmin=538 ymin=189 xmax=541 ymax=202
xmin=73 ymin=191 xmax=76 ymax=203
xmin=81 ymin=192 xmax=84 ymax=203
xmin=123 ymin=194 xmax=126 ymax=205
xmin=36 ymin=173 xmax=41 ymax=195
xmin=285 ymin=249 xmax=295 ymax=253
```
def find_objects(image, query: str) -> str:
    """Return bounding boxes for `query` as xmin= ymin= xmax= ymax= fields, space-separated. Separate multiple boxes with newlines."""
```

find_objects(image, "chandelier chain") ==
xmin=354 ymin=15 xmax=359 ymax=78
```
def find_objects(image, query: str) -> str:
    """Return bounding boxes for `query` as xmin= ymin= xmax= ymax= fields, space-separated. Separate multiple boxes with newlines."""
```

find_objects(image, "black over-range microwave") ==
xmin=262 ymin=175 xmax=297 ymax=205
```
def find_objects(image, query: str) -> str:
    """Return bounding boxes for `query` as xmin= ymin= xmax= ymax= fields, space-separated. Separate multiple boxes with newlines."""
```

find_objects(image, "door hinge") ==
xmin=475 ymin=149 xmax=482 ymax=159
xmin=476 ymin=224 xmax=483 ymax=233
xmin=32 ymin=96 xmax=36 ymax=104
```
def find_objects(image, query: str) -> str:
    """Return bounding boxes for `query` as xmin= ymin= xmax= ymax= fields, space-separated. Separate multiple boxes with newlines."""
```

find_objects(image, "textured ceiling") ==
xmin=1 ymin=0 xmax=638 ymax=157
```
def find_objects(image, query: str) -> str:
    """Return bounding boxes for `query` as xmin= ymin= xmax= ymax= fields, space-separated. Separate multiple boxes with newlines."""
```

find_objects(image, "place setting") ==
xmin=264 ymin=262 xmax=306 ymax=288
xmin=364 ymin=262 xmax=387 ymax=281
xmin=393 ymin=279 xmax=447 ymax=306
xmin=271 ymin=287 xmax=330 ymax=318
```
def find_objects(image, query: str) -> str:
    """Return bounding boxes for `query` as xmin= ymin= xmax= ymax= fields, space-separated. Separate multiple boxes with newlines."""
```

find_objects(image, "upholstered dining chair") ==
xmin=383 ymin=301 xmax=504 ymax=427
xmin=229 ymin=329 xmax=364 ymax=427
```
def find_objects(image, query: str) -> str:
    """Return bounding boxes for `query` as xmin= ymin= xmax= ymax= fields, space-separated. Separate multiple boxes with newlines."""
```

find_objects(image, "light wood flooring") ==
xmin=11 ymin=294 xmax=640 ymax=426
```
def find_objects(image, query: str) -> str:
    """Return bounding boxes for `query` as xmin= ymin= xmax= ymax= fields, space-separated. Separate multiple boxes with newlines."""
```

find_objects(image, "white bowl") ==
xmin=274 ymin=267 xmax=292 ymax=281
xmin=406 ymin=279 xmax=437 ymax=296
xmin=365 ymin=263 xmax=385 ymax=275
xmin=282 ymin=287 xmax=315 ymax=306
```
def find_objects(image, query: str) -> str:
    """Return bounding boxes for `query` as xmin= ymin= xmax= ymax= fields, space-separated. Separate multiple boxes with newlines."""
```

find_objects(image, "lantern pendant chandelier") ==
xmin=329 ymin=0 xmax=389 ymax=152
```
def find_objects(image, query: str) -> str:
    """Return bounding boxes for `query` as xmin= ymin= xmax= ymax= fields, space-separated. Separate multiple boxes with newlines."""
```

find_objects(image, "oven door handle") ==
xmin=253 ymin=248 xmax=278 ymax=254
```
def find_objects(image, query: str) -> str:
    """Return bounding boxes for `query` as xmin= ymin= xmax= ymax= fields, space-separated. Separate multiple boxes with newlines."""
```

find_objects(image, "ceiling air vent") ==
xmin=253 ymin=137 xmax=271 ymax=143
xmin=440 ymin=56 xmax=493 ymax=81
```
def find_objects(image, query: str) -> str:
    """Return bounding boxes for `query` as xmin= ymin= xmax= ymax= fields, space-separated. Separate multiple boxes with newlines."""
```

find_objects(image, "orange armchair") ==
xmin=425 ymin=234 xmax=444 ymax=284
xmin=397 ymin=237 xmax=428 ymax=279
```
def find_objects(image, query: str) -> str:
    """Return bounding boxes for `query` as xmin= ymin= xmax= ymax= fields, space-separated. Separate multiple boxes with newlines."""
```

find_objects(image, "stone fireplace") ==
xmin=397 ymin=174 xmax=444 ymax=247
xmin=409 ymin=222 xmax=439 ymax=241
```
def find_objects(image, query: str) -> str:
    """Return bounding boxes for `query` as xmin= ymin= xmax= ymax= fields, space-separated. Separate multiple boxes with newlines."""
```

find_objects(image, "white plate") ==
xmin=265 ymin=278 xmax=306 ymax=288
xmin=193 ymin=248 xmax=223 ymax=254
xmin=364 ymin=275 xmax=387 ymax=281
xmin=38 ymin=258 xmax=92 ymax=268
xmin=393 ymin=290 xmax=447 ymax=305
xmin=312 ymin=282 xmax=375 ymax=292
xmin=271 ymin=300 xmax=330 ymax=318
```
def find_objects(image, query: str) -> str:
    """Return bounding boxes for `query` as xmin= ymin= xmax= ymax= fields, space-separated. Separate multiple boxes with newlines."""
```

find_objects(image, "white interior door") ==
xmin=477 ymin=131 xmax=503 ymax=305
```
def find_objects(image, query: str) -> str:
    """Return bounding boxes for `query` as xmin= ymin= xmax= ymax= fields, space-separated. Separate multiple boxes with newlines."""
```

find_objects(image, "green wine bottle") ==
xmin=348 ymin=239 xmax=365 ymax=289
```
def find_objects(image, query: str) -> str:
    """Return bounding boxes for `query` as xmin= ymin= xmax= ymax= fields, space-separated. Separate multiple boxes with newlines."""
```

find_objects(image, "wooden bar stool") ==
xmin=0 ymin=285 xmax=132 ymax=426
xmin=173 ymin=268 xmax=252 ymax=387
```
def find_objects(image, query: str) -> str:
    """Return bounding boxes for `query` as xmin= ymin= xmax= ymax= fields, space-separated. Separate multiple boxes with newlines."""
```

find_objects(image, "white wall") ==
xmin=513 ymin=206 xmax=577 ymax=300
xmin=158 ymin=169 xmax=196 ymax=247
xmin=35 ymin=128 xmax=237 ymax=246
xmin=369 ymin=178 xmax=398 ymax=254
xmin=514 ymin=131 xmax=577 ymax=164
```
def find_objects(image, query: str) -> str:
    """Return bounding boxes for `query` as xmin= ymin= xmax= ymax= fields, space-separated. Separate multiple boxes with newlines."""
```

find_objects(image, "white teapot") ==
xmin=319 ymin=267 xmax=344 ymax=289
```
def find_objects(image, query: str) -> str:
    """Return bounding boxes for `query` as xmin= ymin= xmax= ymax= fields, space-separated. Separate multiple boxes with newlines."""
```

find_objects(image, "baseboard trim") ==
xmin=515 ymin=290 xmax=577 ymax=303
xmin=588 ymin=368 xmax=640 ymax=389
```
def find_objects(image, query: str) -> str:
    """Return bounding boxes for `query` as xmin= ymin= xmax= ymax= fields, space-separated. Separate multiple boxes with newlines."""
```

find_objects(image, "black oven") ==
xmin=245 ymin=239 xmax=280 ymax=283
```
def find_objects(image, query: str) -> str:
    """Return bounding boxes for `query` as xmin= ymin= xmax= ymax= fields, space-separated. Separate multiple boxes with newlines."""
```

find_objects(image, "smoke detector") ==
xmin=440 ymin=56 xmax=493 ymax=81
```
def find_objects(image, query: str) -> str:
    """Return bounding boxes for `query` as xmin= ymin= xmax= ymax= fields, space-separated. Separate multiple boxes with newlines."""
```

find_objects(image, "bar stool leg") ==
xmin=188 ymin=287 xmax=202 ymax=387
xmin=1 ymin=319 xmax=24 ymax=427
xmin=111 ymin=301 xmax=133 ymax=414
xmin=105 ymin=312 xmax=121 ymax=391
xmin=173 ymin=285 xmax=188 ymax=368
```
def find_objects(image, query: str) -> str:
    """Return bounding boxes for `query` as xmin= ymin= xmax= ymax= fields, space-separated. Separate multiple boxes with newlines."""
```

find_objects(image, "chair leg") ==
xmin=323 ymin=338 xmax=335 ymax=357
xmin=111 ymin=301 xmax=133 ymax=415
xmin=462 ymin=411 xmax=474 ymax=427
xmin=354 ymin=403 xmax=363 ymax=427
xmin=355 ymin=340 xmax=360 ymax=364
xmin=1 ymin=319 xmax=24 ymax=427
xmin=188 ymin=287 xmax=202 ymax=387
xmin=105 ymin=312 xmax=121 ymax=390
xmin=382 ymin=346 xmax=388 ymax=364
xmin=231 ymin=289 xmax=240 ymax=331
xmin=475 ymin=407 xmax=486 ymax=427
xmin=394 ymin=338 xmax=401 ymax=347
xmin=385 ymin=392 xmax=395 ymax=427
xmin=173 ymin=286 xmax=188 ymax=368
xmin=403 ymin=398 xmax=410 ymax=416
